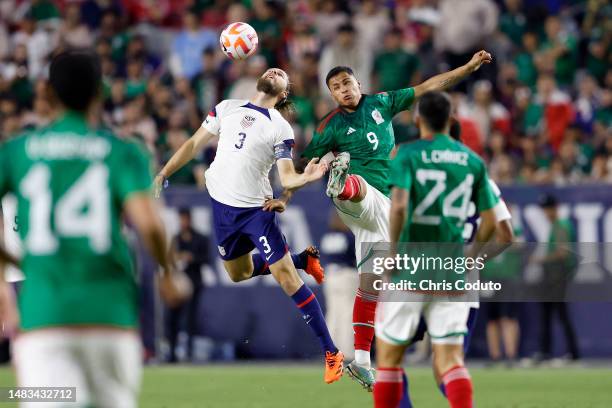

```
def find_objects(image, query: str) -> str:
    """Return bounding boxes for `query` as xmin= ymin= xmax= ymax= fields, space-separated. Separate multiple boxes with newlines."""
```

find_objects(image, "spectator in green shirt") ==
xmin=539 ymin=16 xmax=578 ymax=87
xmin=514 ymin=31 xmax=539 ymax=89
xmin=499 ymin=0 xmax=526 ymax=47
xmin=249 ymin=0 xmax=282 ymax=67
xmin=29 ymin=0 xmax=60 ymax=22
xmin=372 ymin=27 xmax=419 ymax=92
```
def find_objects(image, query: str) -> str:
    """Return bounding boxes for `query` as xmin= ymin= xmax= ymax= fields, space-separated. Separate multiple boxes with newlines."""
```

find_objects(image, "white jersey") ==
xmin=202 ymin=99 xmax=295 ymax=207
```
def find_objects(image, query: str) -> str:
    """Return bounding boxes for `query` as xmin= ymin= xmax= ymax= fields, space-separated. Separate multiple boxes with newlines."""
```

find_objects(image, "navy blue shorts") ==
xmin=211 ymin=197 xmax=288 ymax=265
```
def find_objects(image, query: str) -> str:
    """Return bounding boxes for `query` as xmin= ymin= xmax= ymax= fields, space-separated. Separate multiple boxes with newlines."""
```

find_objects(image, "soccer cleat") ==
xmin=346 ymin=361 xmax=376 ymax=392
xmin=326 ymin=152 xmax=350 ymax=198
xmin=299 ymin=246 xmax=325 ymax=284
xmin=324 ymin=350 xmax=344 ymax=384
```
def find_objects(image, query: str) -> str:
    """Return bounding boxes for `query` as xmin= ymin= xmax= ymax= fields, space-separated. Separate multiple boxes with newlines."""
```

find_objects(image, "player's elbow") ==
xmin=278 ymin=171 xmax=300 ymax=190
xmin=390 ymin=201 xmax=407 ymax=222
xmin=478 ymin=210 xmax=497 ymax=239
xmin=495 ymin=220 xmax=514 ymax=245
xmin=125 ymin=194 xmax=165 ymax=238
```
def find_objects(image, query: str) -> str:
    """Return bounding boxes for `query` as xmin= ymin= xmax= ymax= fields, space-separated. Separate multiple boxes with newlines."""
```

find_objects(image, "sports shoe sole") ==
xmin=346 ymin=364 xmax=374 ymax=392
xmin=326 ymin=152 xmax=350 ymax=198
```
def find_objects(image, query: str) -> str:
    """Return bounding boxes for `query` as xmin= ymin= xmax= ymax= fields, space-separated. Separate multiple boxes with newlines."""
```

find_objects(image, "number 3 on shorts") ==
xmin=259 ymin=236 xmax=271 ymax=254
xmin=367 ymin=132 xmax=378 ymax=150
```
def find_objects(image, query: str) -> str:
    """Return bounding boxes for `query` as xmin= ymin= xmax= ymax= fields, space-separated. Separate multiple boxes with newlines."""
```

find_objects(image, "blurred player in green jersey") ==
xmin=373 ymin=92 xmax=498 ymax=408
xmin=0 ymin=50 xmax=186 ymax=408
xmin=302 ymin=50 xmax=492 ymax=390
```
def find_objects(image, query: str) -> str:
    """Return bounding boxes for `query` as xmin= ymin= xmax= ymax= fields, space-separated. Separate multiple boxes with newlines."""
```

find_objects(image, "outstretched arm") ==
xmin=276 ymin=158 xmax=328 ymax=191
xmin=154 ymin=126 xmax=216 ymax=197
xmin=412 ymin=50 xmax=492 ymax=99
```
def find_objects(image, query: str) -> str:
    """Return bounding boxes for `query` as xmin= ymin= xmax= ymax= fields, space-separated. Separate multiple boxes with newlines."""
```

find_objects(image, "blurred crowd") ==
xmin=0 ymin=0 xmax=610 ymax=187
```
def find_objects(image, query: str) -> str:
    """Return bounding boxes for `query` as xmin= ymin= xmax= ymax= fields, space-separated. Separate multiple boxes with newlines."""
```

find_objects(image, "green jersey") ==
xmin=302 ymin=88 xmax=416 ymax=196
xmin=389 ymin=134 xmax=498 ymax=243
xmin=0 ymin=112 xmax=153 ymax=330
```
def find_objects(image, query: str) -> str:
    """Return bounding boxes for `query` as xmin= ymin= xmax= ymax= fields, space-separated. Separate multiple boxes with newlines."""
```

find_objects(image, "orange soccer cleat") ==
xmin=324 ymin=350 xmax=344 ymax=384
xmin=301 ymin=246 xmax=325 ymax=284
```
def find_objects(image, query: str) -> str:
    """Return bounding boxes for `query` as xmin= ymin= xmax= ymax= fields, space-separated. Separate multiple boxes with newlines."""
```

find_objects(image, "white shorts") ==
xmin=13 ymin=329 xmax=142 ymax=408
xmin=333 ymin=179 xmax=390 ymax=273
xmin=375 ymin=297 xmax=470 ymax=346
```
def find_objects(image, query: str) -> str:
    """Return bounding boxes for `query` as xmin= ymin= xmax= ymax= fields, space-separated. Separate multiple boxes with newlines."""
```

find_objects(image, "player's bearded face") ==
xmin=257 ymin=69 xmax=288 ymax=97
xmin=328 ymin=72 xmax=361 ymax=109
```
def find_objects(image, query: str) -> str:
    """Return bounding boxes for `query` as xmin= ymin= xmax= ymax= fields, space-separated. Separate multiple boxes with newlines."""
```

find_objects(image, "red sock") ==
xmin=353 ymin=289 xmax=378 ymax=352
xmin=442 ymin=365 xmax=473 ymax=408
xmin=338 ymin=174 xmax=361 ymax=200
xmin=373 ymin=367 xmax=403 ymax=408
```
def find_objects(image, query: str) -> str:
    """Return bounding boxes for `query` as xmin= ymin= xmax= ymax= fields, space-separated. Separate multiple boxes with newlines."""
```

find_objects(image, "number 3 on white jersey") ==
xmin=20 ymin=163 xmax=111 ymax=255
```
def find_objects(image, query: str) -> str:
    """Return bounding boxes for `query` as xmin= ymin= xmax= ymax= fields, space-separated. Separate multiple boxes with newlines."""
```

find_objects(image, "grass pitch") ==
xmin=0 ymin=364 xmax=610 ymax=407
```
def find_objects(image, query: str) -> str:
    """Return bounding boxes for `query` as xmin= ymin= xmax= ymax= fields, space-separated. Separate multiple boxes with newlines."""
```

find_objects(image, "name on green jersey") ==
xmin=26 ymin=133 xmax=111 ymax=160
xmin=421 ymin=149 xmax=469 ymax=167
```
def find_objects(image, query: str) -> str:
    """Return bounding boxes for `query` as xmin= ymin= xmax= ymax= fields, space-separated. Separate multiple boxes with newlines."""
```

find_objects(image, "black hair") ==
xmin=538 ymin=193 xmax=558 ymax=208
xmin=449 ymin=118 xmax=462 ymax=141
xmin=274 ymin=79 xmax=295 ymax=118
xmin=417 ymin=91 xmax=452 ymax=133
xmin=178 ymin=208 xmax=191 ymax=217
xmin=325 ymin=66 xmax=355 ymax=88
xmin=49 ymin=50 xmax=101 ymax=112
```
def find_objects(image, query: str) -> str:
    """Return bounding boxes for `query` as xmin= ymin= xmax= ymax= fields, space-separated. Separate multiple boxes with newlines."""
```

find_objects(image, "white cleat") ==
xmin=326 ymin=152 xmax=350 ymax=198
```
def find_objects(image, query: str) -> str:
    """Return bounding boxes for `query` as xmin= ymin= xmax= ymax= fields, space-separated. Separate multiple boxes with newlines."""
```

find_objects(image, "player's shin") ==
xmin=353 ymin=288 xmax=378 ymax=369
xmin=441 ymin=365 xmax=473 ymax=408
xmin=269 ymin=256 xmax=337 ymax=354
xmin=291 ymin=283 xmax=337 ymax=353
xmin=373 ymin=368 xmax=404 ymax=408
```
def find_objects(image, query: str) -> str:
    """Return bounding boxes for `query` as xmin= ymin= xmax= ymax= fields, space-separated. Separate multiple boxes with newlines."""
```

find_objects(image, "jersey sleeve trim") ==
xmin=493 ymin=200 xmax=512 ymax=222
xmin=316 ymin=108 xmax=341 ymax=133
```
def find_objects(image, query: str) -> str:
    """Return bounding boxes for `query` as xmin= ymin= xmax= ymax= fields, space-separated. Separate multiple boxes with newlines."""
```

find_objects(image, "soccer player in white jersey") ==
xmin=154 ymin=68 xmax=344 ymax=383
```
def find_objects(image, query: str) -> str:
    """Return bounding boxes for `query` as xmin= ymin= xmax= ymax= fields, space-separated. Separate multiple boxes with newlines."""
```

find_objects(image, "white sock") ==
xmin=354 ymin=349 xmax=371 ymax=369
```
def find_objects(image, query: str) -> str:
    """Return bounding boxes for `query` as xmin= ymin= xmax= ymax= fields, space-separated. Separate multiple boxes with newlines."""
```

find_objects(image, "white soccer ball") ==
xmin=220 ymin=22 xmax=258 ymax=60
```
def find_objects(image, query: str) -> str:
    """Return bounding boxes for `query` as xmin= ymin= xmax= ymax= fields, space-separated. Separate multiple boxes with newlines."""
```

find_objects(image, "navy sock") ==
xmin=250 ymin=253 xmax=304 ymax=277
xmin=439 ymin=382 xmax=447 ymax=398
xmin=291 ymin=284 xmax=337 ymax=353
xmin=250 ymin=254 xmax=271 ymax=277
xmin=291 ymin=252 xmax=306 ymax=269
xmin=399 ymin=371 xmax=413 ymax=408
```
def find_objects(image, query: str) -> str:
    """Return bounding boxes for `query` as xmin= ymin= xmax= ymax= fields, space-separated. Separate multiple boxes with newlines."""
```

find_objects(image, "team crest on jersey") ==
xmin=371 ymin=109 xmax=384 ymax=125
xmin=240 ymin=115 xmax=256 ymax=128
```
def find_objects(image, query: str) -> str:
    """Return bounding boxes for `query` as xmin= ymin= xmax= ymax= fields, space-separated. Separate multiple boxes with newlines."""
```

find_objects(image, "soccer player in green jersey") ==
xmin=373 ymin=92 xmax=498 ymax=408
xmin=0 ymin=51 xmax=186 ymax=408
xmin=301 ymin=50 xmax=492 ymax=389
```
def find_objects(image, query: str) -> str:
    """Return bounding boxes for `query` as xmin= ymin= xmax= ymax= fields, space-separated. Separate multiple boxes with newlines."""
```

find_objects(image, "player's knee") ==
xmin=276 ymin=270 xmax=299 ymax=291
xmin=227 ymin=269 xmax=250 ymax=283
xmin=228 ymin=274 xmax=243 ymax=283
xmin=270 ymin=262 xmax=301 ymax=293
xmin=375 ymin=337 xmax=404 ymax=367
xmin=432 ymin=343 xmax=464 ymax=373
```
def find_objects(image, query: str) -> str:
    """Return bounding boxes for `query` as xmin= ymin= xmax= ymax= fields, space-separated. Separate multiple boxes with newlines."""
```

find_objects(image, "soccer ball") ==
xmin=220 ymin=22 xmax=258 ymax=60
